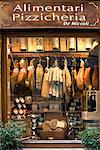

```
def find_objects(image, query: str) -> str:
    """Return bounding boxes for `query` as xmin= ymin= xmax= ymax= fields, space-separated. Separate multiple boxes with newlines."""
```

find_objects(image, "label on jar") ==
xmin=36 ymin=37 xmax=44 ymax=51
xmin=44 ymin=37 xmax=53 ymax=51
xmin=60 ymin=37 xmax=67 ymax=51
xmin=20 ymin=37 xmax=27 ymax=51
xmin=28 ymin=37 xmax=36 ymax=52
xmin=52 ymin=37 xmax=59 ymax=50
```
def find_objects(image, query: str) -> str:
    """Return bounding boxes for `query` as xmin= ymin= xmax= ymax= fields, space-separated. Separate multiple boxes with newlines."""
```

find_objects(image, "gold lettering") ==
xmin=13 ymin=4 xmax=23 ymax=12
xmin=44 ymin=15 xmax=51 ymax=21
xmin=12 ymin=13 xmax=20 ymax=21
xmin=67 ymin=6 xmax=74 ymax=12
xmin=32 ymin=15 xmax=39 ymax=21
xmin=75 ymin=6 xmax=80 ymax=12
xmin=45 ymin=6 xmax=52 ymax=12
xmin=69 ymin=14 xmax=74 ymax=20
xmin=52 ymin=13 xmax=60 ymax=21
xmin=81 ymin=4 xmax=84 ymax=11
xmin=53 ymin=6 xmax=61 ymax=11
xmin=79 ymin=15 xmax=86 ymax=21
xmin=25 ymin=15 xmax=32 ymax=21
xmin=75 ymin=13 xmax=78 ymax=21
xmin=32 ymin=6 xmax=44 ymax=11
xmin=61 ymin=15 xmax=68 ymax=21
xmin=62 ymin=5 xmax=66 ymax=12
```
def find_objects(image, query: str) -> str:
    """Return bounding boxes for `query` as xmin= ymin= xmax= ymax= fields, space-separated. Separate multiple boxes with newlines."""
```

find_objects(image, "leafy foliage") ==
xmin=78 ymin=129 xmax=100 ymax=150
xmin=0 ymin=121 xmax=25 ymax=150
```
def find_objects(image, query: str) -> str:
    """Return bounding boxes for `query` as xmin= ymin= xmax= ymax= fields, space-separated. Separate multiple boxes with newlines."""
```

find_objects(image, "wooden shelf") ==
xmin=32 ymin=110 xmax=64 ymax=113
xmin=32 ymin=100 xmax=64 ymax=104
xmin=82 ymin=111 xmax=100 ymax=120
xmin=11 ymin=51 xmax=89 ymax=58
xmin=73 ymin=125 xmax=83 ymax=129
xmin=67 ymin=111 xmax=82 ymax=113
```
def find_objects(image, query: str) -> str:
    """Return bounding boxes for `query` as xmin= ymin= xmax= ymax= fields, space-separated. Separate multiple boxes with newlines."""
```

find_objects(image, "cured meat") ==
xmin=62 ymin=59 xmax=71 ymax=93
xmin=36 ymin=63 xmax=44 ymax=90
xmin=76 ymin=60 xmax=85 ymax=90
xmin=41 ymin=68 xmax=50 ymax=98
xmin=11 ymin=60 xmax=19 ymax=93
xmin=52 ymin=66 xmax=60 ymax=82
xmin=71 ymin=67 xmax=76 ymax=97
xmin=84 ymin=67 xmax=92 ymax=89
xmin=47 ymin=67 xmax=54 ymax=82
xmin=92 ymin=65 xmax=99 ymax=89
xmin=27 ymin=59 xmax=35 ymax=90
xmin=18 ymin=59 xmax=27 ymax=83
xmin=46 ymin=66 xmax=63 ymax=98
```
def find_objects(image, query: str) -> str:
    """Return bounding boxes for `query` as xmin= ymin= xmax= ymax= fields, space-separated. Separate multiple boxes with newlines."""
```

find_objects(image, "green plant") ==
xmin=78 ymin=129 xmax=100 ymax=150
xmin=0 ymin=121 xmax=25 ymax=150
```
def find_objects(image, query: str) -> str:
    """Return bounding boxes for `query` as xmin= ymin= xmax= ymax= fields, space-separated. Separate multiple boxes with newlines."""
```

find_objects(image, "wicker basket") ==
xmin=40 ymin=129 xmax=67 ymax=139
xmin=14 ymin=117 xmax=32 ymax=137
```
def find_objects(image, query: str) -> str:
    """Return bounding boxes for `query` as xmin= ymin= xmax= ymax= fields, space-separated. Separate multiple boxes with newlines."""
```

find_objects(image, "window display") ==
xmin=7 ymin=35 xmax=99 ymax=140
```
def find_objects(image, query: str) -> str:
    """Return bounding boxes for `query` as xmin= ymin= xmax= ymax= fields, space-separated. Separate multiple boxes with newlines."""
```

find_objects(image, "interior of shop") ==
xmin=4 ymin=29 xmax=99 ymax=140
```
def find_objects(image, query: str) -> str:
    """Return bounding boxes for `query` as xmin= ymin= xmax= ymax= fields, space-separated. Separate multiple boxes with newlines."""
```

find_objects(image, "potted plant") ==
xmin=0 ymin=121 xmax=25 ymax=150
xmin=78 ymin=128 xmax=100 ymax=150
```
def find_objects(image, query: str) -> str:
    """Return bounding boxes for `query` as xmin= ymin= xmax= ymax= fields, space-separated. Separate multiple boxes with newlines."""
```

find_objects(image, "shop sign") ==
xmin=0 ymin=1 xmax=99 ymax=29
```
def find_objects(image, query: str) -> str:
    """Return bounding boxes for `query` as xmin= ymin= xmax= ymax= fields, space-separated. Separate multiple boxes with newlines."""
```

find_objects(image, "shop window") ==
xmin=7 ymin=35 xmax=99 ymax=140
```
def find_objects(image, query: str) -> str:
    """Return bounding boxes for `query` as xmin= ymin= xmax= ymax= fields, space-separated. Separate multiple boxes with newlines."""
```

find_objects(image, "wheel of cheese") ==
xmin=43 ymin=126 xmax=51 ymax=131
xmin=42 ymin=120 xmax=50 ymax=130
xmin=55 ymin=128 xmax=63 ymax=132
xmin=50 ymin=119 xmax=58 ymax=130
xmin=61 ymin=120 xmax=67 ymax=129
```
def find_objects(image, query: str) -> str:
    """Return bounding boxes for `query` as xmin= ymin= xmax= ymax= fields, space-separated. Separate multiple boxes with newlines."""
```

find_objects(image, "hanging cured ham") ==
xmin=84 ymin=67 xmax=92 ymax=89
xmin=41 ymin=68 xmax=50 ymax=98
xmin=15 ymin=59 xmax=31 ymax=95
xmin=27 ymin=59 xmax=35 ymax=91
xmin=41 ymin=57 xmax=50 ymax=98
xmin=76 ymin=60 xmax=85 ymax=91
xmin=18 ymin=59 xmax=27 ymax=83
xmin=62 ymin=59 xmax=71 ymax=102
xmin=71 ymin=57 xmax=77 ymax=97
xmin=36 ymin=62 xmax=44 ymax=90
xmin=10 ymin=60 xmax=19 ymax=93
xmin=63 ymin=59 xmax=71 ymax=92
xmin=92 ymin=65 xmax=99 ymax=89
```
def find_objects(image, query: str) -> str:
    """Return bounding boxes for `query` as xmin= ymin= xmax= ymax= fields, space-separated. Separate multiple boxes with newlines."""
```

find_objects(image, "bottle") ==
xmin=20 ymin=37 xmax=27 ymax=52
xmin=52 ymin=37 xmax=59 ymax=51
xmin=36 ymin=37 xmax=44 ymax=51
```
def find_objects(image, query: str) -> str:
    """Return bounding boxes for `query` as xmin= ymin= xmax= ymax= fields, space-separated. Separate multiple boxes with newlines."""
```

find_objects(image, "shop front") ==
xmin=0 ymin=0 xmax=100 ymax=148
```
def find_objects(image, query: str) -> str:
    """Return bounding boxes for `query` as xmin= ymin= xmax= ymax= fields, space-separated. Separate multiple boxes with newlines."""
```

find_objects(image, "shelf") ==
xmin=82 ymin=111 xmax=100 ymax=120
xmin=67 ymin=111 xmax=82 ymax=113
xmin=11 ymin=51 xmax=89 ymax=58
xmin=73 ymin=125 xmax=83 ymax=129
xmin=32 ymin=100 xmax=64 ymax=104
xmin=32 ymin=110 xmax=64 ymax=113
